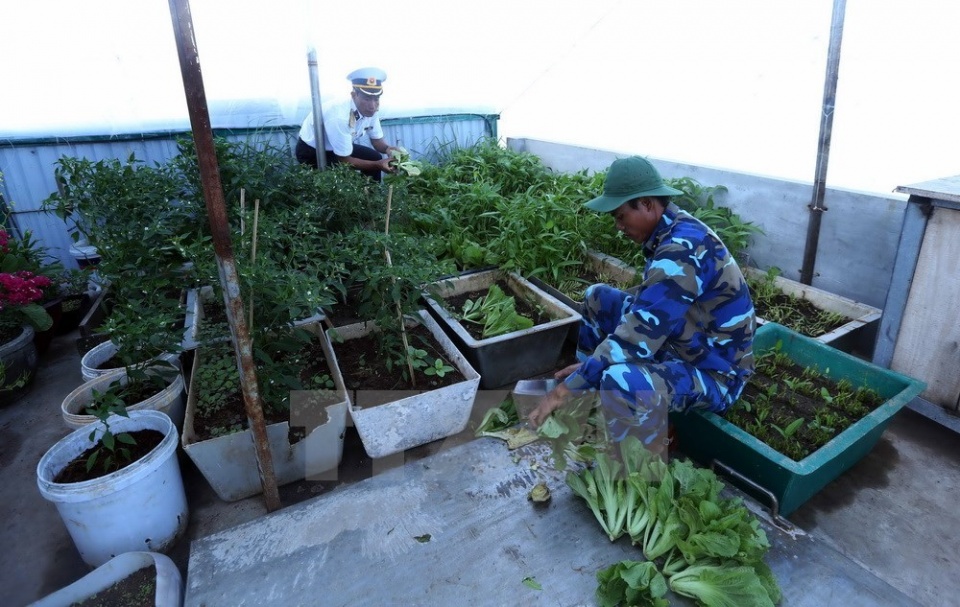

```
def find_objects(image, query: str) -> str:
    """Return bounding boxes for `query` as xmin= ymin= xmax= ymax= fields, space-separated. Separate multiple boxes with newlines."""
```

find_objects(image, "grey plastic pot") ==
xmin=423 ymin=269 xmax=581 ymax=389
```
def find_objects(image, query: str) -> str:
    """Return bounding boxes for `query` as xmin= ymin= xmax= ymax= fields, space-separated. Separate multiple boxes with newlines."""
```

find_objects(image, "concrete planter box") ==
xmin=327 ymin=310 xmax=480 ymax=459
xmin=423 ymin=269 xmax=581 ymax=389
xmin=182 ymin=286 xmax=325 ymax=352
xmin=181 ymin=323 xmax=348 ymax=502
xmin=745 ymin=267 xmax=882 ymax=356
xmin=528 ymin=250 xmax=638 ymax=345
xmin=671 ymin=322 xmax=926 ymax=517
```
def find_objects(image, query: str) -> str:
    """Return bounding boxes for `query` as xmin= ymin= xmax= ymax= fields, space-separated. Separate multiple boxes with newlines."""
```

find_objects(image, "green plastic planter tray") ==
xmin=671 ymin=322 xmax=926 ymax=518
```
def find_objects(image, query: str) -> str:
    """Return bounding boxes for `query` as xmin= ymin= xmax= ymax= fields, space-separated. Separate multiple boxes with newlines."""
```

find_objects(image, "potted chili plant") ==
xmin=325 ymin=227 xmax=480 ymax=459
xmin=35 ymin=405 xmax=189 ymax=568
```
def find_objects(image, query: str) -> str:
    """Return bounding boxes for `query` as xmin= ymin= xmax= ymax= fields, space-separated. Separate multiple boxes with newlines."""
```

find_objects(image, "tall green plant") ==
xmin=332 ymin=227 xmax=456 ymax=378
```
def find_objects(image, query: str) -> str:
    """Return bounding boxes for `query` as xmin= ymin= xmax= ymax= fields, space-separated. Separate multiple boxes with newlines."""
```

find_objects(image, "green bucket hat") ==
xmin=585 ymin=156 xmax=682 ymax=212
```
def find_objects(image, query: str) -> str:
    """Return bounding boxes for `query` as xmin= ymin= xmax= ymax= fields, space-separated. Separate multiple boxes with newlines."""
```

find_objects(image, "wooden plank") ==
xmin=895 ymin=175 xmax=960 ymax=204
xmin=891 ymin=207 xmax=960 ymax=409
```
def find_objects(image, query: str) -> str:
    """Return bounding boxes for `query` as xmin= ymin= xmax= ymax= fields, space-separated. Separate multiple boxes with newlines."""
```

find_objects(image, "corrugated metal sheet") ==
xmin=0 ymin=114 xmax=497 ymax=267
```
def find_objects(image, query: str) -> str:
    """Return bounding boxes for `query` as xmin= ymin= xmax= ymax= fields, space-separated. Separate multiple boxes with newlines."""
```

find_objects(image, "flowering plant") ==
xmin=0 ymin=228 xmax=55 ymax=339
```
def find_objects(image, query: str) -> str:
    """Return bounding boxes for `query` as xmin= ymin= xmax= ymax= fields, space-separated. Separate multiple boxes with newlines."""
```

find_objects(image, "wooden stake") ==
xmin=383 ymin=186 xmax=416 ymax=387
xmin=240 ymin=188 xmax=246 ymax=236
xmin=249 ymin=199 xmax=260 ymax=330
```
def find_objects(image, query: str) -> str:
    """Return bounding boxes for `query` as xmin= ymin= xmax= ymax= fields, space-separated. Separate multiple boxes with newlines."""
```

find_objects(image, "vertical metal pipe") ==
xmin=800 ymin=0 xmax=847 ymax=285
xmin=167 ymin=0 xmax=281 ymax=511
xmin=307 ymin=48 xmax=327 ymax=169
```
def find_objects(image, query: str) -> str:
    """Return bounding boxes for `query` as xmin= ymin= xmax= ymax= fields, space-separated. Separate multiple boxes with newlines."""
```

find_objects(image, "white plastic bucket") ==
xmin=80 ymin=340 xmax=180 ymax=381
xmin=61 ymin=368 xmax=186 ymax=431
xmin=36 ymin=410 xmax=189 ymax=568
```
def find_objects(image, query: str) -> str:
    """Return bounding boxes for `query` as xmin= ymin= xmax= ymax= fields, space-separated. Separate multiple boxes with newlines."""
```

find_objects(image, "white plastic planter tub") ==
xmin=327 ymin=310 xmax=481 ymax=459
xmin=29 ymin=551 xmax=183 ymax=607
xmin=61 ymin=367 xmax=186 ymax=431
xmin=36 ymin=410 xmax=189 ymax=568
xmin=80 ymin=339 xmax=180 ymax=381
xmin=181 ymin=323 xmax=348 ymax=502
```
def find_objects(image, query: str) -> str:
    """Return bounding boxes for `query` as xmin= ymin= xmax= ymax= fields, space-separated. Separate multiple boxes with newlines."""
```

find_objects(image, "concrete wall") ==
xmin=507 ymin=138 xmax=907 ymax=310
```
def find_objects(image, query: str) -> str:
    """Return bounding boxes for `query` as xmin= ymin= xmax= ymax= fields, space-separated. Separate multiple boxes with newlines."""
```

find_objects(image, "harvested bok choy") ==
xmin=389 ymin=147 xmax=423 ymax=176
xmin=568 ymin=437 xmax=782 ymax=606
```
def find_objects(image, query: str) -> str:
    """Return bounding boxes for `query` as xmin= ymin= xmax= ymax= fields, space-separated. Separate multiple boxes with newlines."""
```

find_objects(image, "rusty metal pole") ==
xmin=167 ymin=0 xmax=281 ymax=511
xmin=307 ymin=47 xmax=327 ymax=170
xmin=800 ymin=0 xmax=847 ymax=285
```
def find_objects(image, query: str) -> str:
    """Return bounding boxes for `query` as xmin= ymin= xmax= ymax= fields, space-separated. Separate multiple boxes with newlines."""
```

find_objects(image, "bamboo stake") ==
xmin=240 ymin=188 xmax=245 ymax=236
xmin=383 ymin=186 xmax=416 ymax=387
xmin=249 ymin=199 xmax=260 ymax=330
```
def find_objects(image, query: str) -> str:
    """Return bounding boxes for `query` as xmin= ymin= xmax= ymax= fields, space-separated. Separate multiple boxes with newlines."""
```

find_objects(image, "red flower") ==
xmin=0 ymin=271 xmax=50 ymax=308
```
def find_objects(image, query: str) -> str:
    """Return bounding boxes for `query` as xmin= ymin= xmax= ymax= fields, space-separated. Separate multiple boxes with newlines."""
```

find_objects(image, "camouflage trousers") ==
xmin=576 ymin=284 xmax=732 ymax=446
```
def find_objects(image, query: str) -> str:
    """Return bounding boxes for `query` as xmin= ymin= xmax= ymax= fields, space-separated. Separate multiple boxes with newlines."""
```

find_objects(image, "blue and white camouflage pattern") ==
xmin=564 ymin=202 xmax=755 ymax=445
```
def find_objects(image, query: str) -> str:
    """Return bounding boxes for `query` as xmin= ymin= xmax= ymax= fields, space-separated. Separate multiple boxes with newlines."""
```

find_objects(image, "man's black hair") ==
xmin=627 ymin=196 xmax=671 ymax=210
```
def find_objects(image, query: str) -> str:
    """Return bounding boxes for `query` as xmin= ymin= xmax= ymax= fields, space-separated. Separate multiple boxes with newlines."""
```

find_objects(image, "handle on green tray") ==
xmin=710 ymin=459 xmax=793 ymax=531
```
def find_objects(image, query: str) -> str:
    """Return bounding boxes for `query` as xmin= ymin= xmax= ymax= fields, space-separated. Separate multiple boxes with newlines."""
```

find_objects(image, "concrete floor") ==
xmin=3 ymin=329 xmax=960 ymax=607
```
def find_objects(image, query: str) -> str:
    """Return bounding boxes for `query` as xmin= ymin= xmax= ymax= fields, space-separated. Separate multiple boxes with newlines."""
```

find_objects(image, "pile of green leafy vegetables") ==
xmin=457 ymin=283 xmax=534 ymax=339
xmin=574 ymin=436 xmax=782 ymax=607
xmin=475 ymin=391 xmax=782 ymax=606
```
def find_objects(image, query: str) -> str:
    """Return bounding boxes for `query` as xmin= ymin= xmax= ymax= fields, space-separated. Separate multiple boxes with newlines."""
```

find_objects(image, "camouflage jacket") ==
xmin=565 ymin=202 xmax=755 ymax=402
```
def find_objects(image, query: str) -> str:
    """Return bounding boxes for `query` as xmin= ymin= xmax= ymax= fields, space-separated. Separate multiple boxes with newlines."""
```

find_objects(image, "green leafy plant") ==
xmin=388 ymin=147 xmax=423 ymax=176
xmin=192 ymin=326 xmax=342 ymax=438
xmin=83 ymin=389 xmax=137 ymax=475
xmin=457 ymin=283 xmax=534 ymax=338
xmin=0 ymin=360 xmax=29 ymax=394
xmin=596 ymin=560 xmax=669 ymax=607
xmin=725 ymin=340 xmax=884 ymax=460
xmin=565 ymin=437 xmax=782 ymax=606
xmin=405 ymin=346 xmax=455 ymax=378
xmin=537 ymin=393 xmax=606 ymax=470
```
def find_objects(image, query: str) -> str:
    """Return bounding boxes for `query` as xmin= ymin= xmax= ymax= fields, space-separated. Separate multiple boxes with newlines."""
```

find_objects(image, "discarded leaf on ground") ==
xmin=528 ymin=482 xmax=551 ymax=503
xmin=523 ymin=576 xmax=543 ymax=590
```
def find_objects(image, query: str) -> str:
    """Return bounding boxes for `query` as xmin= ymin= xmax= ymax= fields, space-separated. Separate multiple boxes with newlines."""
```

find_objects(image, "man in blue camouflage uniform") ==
xmin=528 ymin=156 xmax=755 ymax=452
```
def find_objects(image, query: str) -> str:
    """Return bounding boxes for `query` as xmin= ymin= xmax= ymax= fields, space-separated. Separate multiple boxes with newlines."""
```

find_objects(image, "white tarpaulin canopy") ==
xmin=1 ymin=0 xmax=958 ymax=195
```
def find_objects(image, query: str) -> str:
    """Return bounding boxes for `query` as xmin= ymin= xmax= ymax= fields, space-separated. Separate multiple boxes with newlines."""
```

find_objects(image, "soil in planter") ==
xmin=53 ymin=430 xmax=165 ymax=483
xmin=553 ymin=266 xmax=640 ymax=303
xmin=56 ymin=293 xmax=90 ymax=335
xmin=747 ymin=276 xmax=849 ymax=338
xmin=335 ymin=324 xmax=466 ymax=400
xmin=94 ymin=374 xmax=175 ymax=407
xmin=70 ymin=564 xmax=156 ymax=607
xmin=197 ymin=299 xmax=230 ymax=342
xmin=723 ymin=348 xmax=884 ymax=461
xmin=193 ymin=337 xmax=335 ymax=442
xmin=441 ymin=281 xmax=553 ymax=342
xmin=326 ymin=289 xmax=367 ymax=327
